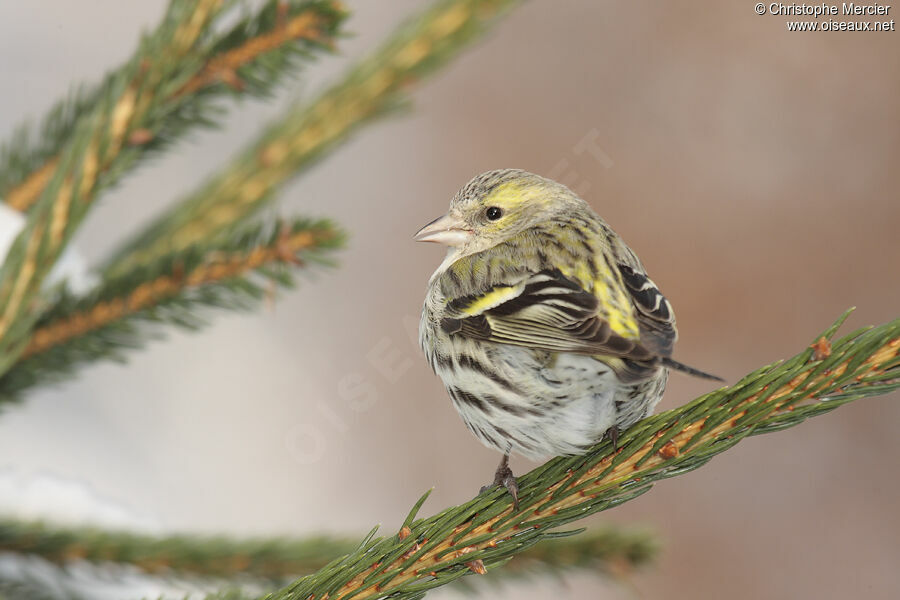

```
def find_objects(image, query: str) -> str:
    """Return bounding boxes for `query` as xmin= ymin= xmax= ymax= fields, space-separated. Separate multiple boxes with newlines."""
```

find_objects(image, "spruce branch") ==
xmin=0 ymin=519 xmax=352 ymax=580
xmin=0 ymin=0 xmax=347 ymax=378
xmin=203 ymin=311 xmax=897 ymax=600
xmin=0 ymin=520 xmax=653 ymax=585
xmin=0 ymin=218 xmax=342 ymax=404
xmin=172 ymin=1 xmax=344 ymax=99
xmin=450 ymin=526 xmax=657 ymax=592
xmin=102 ymin=0 xmax=523 ymax=278
xmin=0 ymin=0 xmax=226 ymax=211
xmin=0 ymin=0 xmax=346 ymax=213
xmin=0 ymin=0 xmax=228 ymax=375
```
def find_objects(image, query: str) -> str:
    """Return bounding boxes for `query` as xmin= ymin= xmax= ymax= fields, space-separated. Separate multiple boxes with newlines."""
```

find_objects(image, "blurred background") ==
xmin=0 ymin=1 xmax=897 ymax=598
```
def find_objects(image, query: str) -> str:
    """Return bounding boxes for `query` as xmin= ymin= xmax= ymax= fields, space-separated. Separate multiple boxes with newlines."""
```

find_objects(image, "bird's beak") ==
xmin=413 ymin=213 xmax=472 ymax=247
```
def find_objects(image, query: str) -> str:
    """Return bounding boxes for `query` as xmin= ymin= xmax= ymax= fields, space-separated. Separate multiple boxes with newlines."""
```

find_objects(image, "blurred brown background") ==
xmin=0 ymin=1 xmax=897 ymax=598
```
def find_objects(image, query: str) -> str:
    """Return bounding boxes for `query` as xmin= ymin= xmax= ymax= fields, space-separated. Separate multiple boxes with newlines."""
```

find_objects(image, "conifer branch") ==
xmin=453 ymin=526 xmax=657 ymax=590
xmin=0 ymin=1 xmax=347 ymax=379
xmin=0 ymin=519 xmax=352 ymax=579
xmin=0 ymin=0 xmax=226 ymax=211
xmin=172 ymin=4 xmax=341 ymax=99
xmin=0 ymin=520 xmax=654 ymax=584
xmin=102 ymin=0 xmax=523 ymax=277
xmin=0 ymin=219 xmax=342 ymax=404
xmin=0 ymin=0 xmax=227 ymax=376
xmin=206 ymin=311 xmax=898 ymax=600
xmin=4 ymin=160 xmax=58 ymax=214
xmin=0 ymin=0 xmax=346 ymax=213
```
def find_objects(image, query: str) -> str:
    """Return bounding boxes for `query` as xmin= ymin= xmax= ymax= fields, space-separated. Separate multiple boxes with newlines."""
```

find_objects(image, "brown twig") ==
xmin=3 ymin=2 xmax=339 ymax=214
xmin=5 ymin=160 xmax=59 ymax=212
xmin=174 ymin=8 xmax=335 ymax=98
xmin=21 ymin=228 xmax=328 ymax=358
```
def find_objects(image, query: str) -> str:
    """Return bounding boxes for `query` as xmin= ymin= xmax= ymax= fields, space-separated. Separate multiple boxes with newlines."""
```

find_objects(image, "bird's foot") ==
xmin=604 ymin=425 xmax=620 ymax=451
xmin=480 ymin=454 xmax=519 ymax=510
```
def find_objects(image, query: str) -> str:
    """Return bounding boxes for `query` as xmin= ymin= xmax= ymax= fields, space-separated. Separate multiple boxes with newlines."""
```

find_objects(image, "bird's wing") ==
xmin=440 ymin=269 xmax=656 ymax=362
xmin=616 ymin=264 xmax=678 ymax=358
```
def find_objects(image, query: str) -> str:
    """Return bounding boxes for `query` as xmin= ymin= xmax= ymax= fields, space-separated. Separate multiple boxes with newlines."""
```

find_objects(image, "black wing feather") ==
xmin=618 ymin=264 xmax=677 ymax=357
xmin=444 ymin=269 xmax=655 ymax=362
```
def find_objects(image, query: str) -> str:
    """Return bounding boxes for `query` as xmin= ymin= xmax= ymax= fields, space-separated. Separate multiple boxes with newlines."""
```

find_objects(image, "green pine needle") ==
xmin=0 ymin=0 xmax=346 ymax=213
xmin=0 ymin=0 xmax=228 ymax=377
xmin=0 ymin=218 xmax=343 ymax=406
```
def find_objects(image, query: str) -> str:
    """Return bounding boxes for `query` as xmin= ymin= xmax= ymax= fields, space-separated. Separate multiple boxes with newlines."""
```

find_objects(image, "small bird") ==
xmin=416 ymin=169 xmax=720 ymax=509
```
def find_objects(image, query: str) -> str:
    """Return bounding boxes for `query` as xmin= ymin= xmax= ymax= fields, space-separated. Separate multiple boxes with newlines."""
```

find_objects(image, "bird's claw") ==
xmin=481 ymin=457 xmax=519 ymax=510
xmin=605 ymin=425 xmax=620 ymax=451
xmin=496 ymin=469 xmax=519 ymax=511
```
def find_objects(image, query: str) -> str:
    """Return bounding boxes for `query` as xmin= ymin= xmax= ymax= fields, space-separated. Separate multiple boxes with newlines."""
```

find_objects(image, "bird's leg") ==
xmin=604 ymin=425 xmax=620 ymax=451
xmin=480 ymin=452 xmax=519 ymax=510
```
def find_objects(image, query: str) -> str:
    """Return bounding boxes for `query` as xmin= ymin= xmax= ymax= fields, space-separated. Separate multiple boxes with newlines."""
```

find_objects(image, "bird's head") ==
xmin=414 ymin=169 xmax=583 ymax=255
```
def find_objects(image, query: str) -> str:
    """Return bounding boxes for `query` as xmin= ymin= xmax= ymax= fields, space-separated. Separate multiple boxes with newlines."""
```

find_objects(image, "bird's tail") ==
xmin=661 ymin=357 xmax=724 ymax=382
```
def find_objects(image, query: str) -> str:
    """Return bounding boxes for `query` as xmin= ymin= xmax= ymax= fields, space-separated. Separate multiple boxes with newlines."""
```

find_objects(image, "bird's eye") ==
xmin=485 ymin=206 xmax=503 ymax=221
